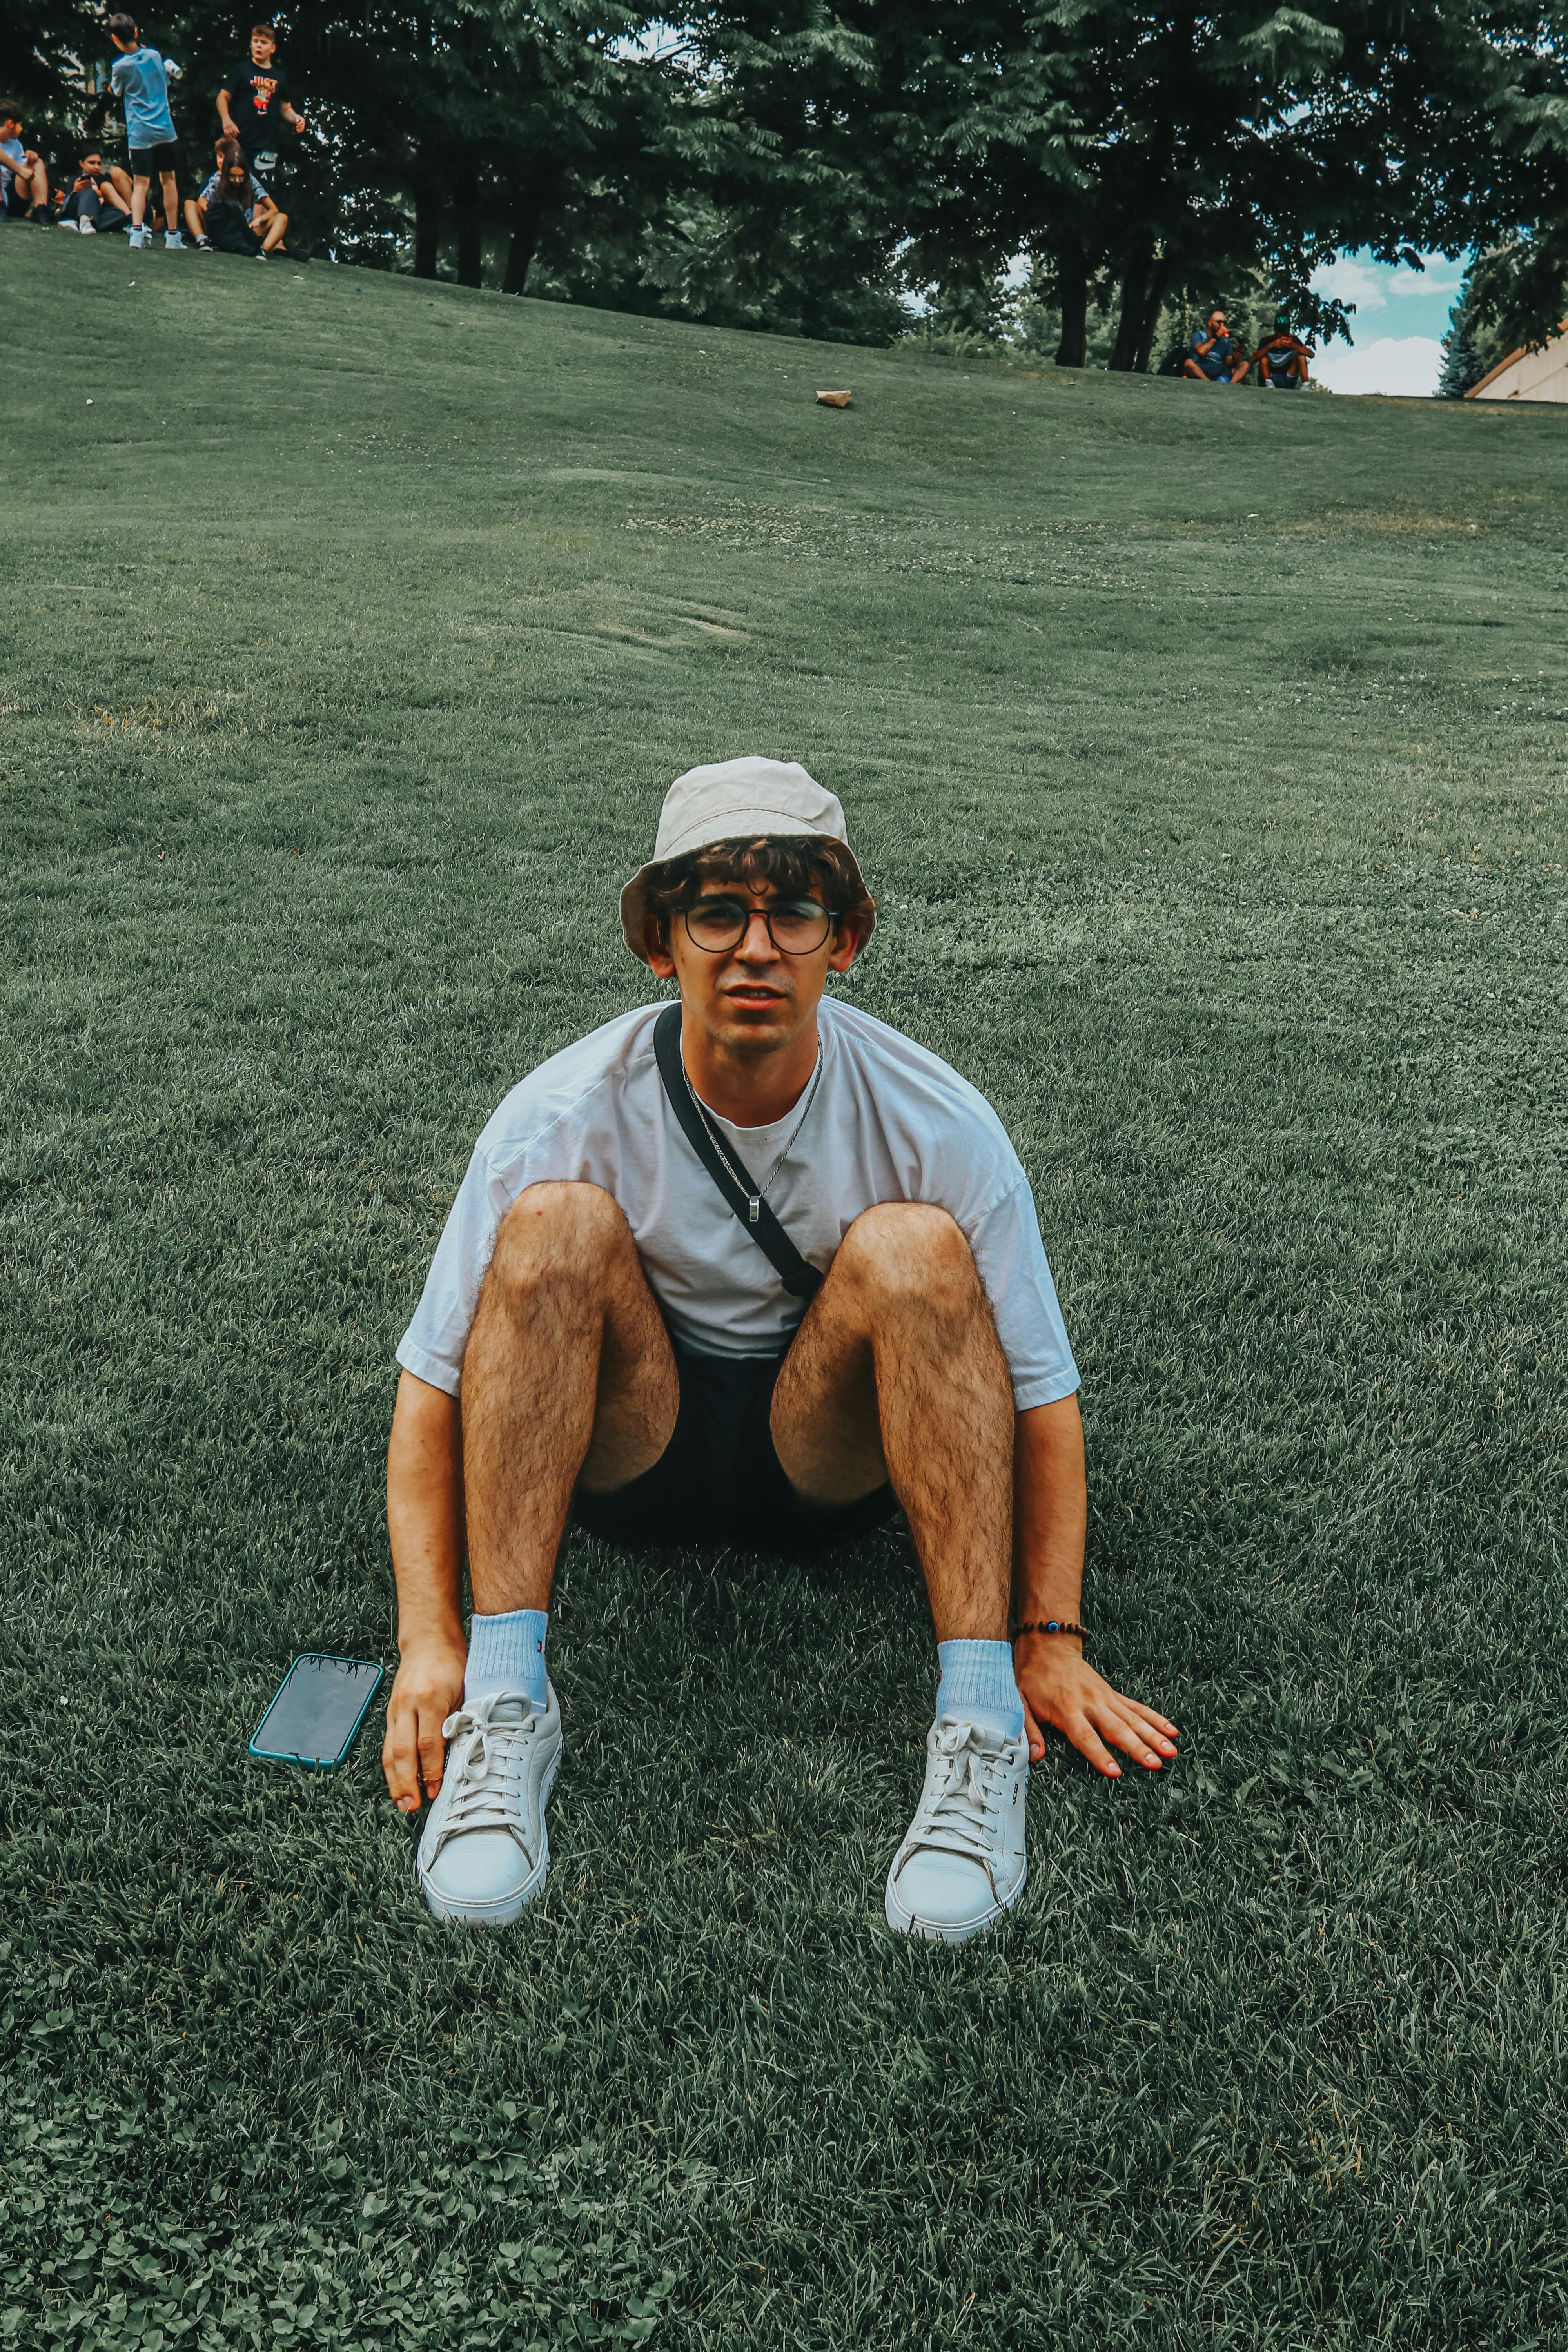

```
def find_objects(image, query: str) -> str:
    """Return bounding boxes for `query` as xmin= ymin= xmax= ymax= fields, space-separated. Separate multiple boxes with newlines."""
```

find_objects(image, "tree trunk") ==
xmin=1109 ymin=240 xmax=1154 ymax=371
xmin=1134 ymin=252 xmax=1170 ymax=373
xmin=451 ymin=151 xmax=482 ymax=288
xmin=1053 ymin=240 xmax=1087 ymax=367
xmin=412 ymin=176 xmax=441 ymax=280
xmin=502 ymin=175 xmax=553 ymax=296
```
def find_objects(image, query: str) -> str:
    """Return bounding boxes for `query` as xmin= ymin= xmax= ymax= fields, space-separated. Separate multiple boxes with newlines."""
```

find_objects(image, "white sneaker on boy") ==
xmin=127 ymin=225 xmax=149 ymax=248
xmin=884 ymin=1715 xmax=1029 ymax=1943
xmin=416 ymin=1683 xmax=562 ymax=1926
xmin=164 ymin=230 xmax=186 ymax=250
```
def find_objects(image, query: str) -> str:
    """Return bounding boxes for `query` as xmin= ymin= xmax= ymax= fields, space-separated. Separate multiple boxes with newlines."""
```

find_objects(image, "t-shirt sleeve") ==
xmin=967 ymin=1179 xmax=1080 ymax=1412
xmin=200 ymin=171 xmax=218 ymax=202
xmin=395 ymin=1144 xmax=512 ymax=1396
xmin=111 ymin=55 xmax=128 ymax=96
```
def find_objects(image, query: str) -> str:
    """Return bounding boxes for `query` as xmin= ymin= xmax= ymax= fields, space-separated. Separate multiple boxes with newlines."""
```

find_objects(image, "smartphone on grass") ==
xmin=249 ymin=1653 xmax=384 ymax=1769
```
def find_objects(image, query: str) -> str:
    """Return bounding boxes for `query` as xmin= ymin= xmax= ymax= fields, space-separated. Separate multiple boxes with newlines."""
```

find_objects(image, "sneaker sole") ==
xmin=883 ymin=1857 xmax=1026 ymax=1945
xmin=417 ymin=1742 xmax=560 ymax=1927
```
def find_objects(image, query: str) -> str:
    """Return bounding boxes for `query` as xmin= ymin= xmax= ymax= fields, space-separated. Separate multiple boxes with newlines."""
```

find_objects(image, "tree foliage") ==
xmin=11 ymin=0 xmax=1568 ymax=358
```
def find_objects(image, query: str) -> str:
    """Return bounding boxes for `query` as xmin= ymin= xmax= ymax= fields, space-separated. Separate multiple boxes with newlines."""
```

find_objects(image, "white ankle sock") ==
xmin=464 ymin=1608 xmax=548 ymax=1706
xmin=935 ymin=1639 xmax=1024 ymax=1740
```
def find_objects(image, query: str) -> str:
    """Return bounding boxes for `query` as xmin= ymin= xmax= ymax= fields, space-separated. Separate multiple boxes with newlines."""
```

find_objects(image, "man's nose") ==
xmin=734 ymin=911 xmax=777 ymax=956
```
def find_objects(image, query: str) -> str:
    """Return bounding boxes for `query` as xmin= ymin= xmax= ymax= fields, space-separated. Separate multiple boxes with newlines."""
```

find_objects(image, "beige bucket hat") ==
xmin=619 ymin=755 xmax=874 ymax=964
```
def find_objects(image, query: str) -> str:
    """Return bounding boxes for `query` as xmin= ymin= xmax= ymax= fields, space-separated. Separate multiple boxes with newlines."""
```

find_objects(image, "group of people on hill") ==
xmin=1183 ymin=309 xmax=1314 ymax=387
xmin=1 ymin=17 xmax=303 ymax=258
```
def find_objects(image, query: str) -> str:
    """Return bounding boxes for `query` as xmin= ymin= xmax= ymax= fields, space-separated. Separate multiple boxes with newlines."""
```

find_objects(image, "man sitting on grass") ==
xmin=0 ymin=105 xmax=51 ymax=221
xmin=56 ymin=151 xmax=134 ymax=234
xmin=1183 ymin=310 xmax=1249 ymax=383
xmin=1253 ymin=315 xmax=1313 ymax=390
xmin=384 ymin=758 xmax=1178 ymax=1945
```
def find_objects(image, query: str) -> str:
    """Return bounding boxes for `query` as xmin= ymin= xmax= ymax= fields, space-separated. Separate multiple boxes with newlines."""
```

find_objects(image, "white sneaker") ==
xmin=885 ymin=1716 xmax=1029 ymax=1943
xmin=164 ymin=230 xmax=186 ymax=250
xmin=78 ymin=221 xmax=96 ymax=235
xmin=58 ymin=218 xmax=81 ymax=232
xmin=127 ymin=226 xmax=149 ymax=249
xmin=416 ymin=1683 xmax=562 ymax=1925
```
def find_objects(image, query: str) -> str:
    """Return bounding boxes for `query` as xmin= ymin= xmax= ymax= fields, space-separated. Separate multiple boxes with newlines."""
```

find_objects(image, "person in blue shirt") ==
xmin=108 ymin=14 xmax=186 ymax=250
xmin=1182 ymin=310 xmax=1249 ymax=383
xmin=1252 ymin=315 xmax=1313 ymax=389
xmin=0 ymin=103 xmax=51 ymax=221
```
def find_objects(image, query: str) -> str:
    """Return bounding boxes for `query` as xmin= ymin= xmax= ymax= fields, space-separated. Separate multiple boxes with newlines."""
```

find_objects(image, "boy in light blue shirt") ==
xmin=108 ymin=13 xmax=186 ymax=250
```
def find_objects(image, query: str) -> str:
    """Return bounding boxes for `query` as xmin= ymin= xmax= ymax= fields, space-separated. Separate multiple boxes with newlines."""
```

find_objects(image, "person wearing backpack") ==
xmin=383 ymin=758 xmax=1177 ymax=1945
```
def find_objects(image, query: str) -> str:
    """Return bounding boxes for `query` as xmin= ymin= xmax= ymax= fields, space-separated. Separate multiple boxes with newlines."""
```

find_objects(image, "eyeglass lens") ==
xmin=683 ymin=898 xmax=833 ymax=953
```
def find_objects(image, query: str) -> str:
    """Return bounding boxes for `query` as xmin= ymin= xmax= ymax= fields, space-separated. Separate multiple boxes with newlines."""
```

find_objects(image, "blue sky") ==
xmin=1307 ymin=249 xmax=1468 ymax=396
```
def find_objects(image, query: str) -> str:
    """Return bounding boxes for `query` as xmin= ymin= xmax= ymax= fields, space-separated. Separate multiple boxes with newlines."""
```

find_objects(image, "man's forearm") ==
xmin=387 ymin=1368 xmax=466 ymax=1651
xmin=1011 ymin=1394 xmax=1088 ymax=1628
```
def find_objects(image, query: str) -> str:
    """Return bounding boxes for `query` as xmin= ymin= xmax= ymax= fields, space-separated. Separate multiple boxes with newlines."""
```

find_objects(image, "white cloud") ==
xmin=1314 ymin=336 xmax=1443 ymax=398
xmin=1310 ymin=252 xmax=1465 ymax=320
xmin=1312 ymin=257 xmax=1389 ymax=312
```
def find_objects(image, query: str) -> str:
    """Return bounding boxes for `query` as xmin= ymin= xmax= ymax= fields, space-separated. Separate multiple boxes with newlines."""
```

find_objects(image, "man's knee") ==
xmin=835 ymin=1202 xmax=980 ymax=1314
xmin=486 ymin=1181 xmax=634 ymax=1297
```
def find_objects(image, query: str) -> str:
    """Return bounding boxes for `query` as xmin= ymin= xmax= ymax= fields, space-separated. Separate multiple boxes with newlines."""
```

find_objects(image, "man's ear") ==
xmin=828 ymin=916 xmax=864 ymax=974
xmin=644 ymin=917 xmax=676 ymax=981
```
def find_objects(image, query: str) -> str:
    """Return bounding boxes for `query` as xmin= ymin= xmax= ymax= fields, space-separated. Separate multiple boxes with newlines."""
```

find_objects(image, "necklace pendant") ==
xmin=748 ymin=1196 xmax=760 ymax=1225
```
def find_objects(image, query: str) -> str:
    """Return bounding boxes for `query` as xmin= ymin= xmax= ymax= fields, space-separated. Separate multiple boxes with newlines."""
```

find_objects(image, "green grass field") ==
xmin=3 ymin=230 xmax=1566 ymax=2349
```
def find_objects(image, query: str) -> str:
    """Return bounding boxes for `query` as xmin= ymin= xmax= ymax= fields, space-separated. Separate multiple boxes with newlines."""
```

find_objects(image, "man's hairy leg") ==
xmin=381 ymin=1181 xmax=675 ymax=1807
xmin=462 ymin=1181 xmax=678 ymax=1612
xmin=771 ymin=1203 xmax=1013 ymax=1639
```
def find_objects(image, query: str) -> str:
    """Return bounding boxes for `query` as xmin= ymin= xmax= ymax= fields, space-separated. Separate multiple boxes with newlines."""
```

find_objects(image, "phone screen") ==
xmin=250 ymin=1653 xmax=383 ymax=1769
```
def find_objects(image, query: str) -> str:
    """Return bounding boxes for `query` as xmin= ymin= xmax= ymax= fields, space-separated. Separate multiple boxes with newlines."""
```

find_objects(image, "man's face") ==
xmin=646 ymin=875 xmax=861 ymax=1058
xmin=1209 ymin=312 xmax=1226 ymax=333
xmin=251 ymin=33 xmax=276 ymax=64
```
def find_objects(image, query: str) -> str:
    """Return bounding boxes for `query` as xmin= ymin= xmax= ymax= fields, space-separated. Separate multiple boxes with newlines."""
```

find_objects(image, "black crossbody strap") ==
xmin=653 ymin=1003 xmax=823 ymax=1302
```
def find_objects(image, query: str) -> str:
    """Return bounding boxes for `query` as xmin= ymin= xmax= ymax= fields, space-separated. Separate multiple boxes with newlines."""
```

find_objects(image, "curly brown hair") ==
xmin=641 ymin=834 xmax=875 ymax=947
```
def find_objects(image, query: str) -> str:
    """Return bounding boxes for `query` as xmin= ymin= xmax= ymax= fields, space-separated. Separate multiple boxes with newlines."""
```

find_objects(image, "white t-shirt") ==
xmin=397 ymin=998 xmax=1079 ymax=1413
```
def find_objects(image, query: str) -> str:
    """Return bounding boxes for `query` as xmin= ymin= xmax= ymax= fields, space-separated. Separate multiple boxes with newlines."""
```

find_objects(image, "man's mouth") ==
xmin=724 ymin=985 xmax=785 ymax=1008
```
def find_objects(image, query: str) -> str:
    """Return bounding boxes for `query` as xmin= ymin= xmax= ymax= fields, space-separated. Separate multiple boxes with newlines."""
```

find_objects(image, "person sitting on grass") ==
xmin=1183 ymin=310 xmax=1249 ymax=383
xmin=0 ymin=105 xmax=51 ymax=221
xmin=187 ymin=138 xmax=285 ymax=254
xmin=1253 ymin=315 xmax=1313 ymax=390
xmin=384 ymin=757 xmax=1178 ymax=1946
xmin=56 ymin=150 xmax=134 ymax=234
xmin=107 ymin=15 xmax=186 ymax=251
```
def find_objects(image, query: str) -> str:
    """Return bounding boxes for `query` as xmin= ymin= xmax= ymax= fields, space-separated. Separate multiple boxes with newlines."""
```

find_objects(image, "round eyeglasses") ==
xmin=682 ymin=897 xmax=836 ymax=955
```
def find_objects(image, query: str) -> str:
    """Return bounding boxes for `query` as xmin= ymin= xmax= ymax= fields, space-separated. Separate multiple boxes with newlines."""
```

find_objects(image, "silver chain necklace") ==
xmin=681 ymin=1054 xmax=821 ymax=1226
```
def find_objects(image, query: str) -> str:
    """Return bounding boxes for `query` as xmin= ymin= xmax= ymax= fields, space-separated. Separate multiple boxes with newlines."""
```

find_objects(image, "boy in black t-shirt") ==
xmin=218 ymin=23 xmax=304 ymax=188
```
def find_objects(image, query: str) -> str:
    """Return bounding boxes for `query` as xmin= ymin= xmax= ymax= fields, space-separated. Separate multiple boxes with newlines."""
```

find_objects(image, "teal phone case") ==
xmin=249 ymin=1652 xmax=384 ymax=1769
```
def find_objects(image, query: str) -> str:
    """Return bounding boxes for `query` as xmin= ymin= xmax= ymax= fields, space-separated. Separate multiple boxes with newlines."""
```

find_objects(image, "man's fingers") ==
xmin=1124 ymin=1698 xmax=1179 ymax=1748
xmin=1064 ymin=1713 xmax=1122 ymax=1779
xmin=417 ymin=1708 xmax=447 ymax=1803
xmin=1096 ymin=1700 xmax=1171 ymax=1770
xmin=1022 ymin=1696 xmax=1045 ymax=1765
xmin=383 ymin=1705 xmax=421 ymax=1811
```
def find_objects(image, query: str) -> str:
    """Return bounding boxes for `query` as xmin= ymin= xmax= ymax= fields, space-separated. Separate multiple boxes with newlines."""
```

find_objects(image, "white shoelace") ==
xmin=904 ymin=1721 xmax=1010 ymax=1878
xmin=435 ymin=1693 xmax=540 ymax=1856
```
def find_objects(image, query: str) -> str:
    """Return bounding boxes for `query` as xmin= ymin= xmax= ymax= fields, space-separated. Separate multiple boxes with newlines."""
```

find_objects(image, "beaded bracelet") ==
xmin=1010 ymin=1619 xmax=1087 ymax=1643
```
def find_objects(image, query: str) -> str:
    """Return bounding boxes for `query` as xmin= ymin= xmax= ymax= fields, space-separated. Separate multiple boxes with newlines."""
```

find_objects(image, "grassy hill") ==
xmin=3 ymin=232 xmax=1566 ymax=2349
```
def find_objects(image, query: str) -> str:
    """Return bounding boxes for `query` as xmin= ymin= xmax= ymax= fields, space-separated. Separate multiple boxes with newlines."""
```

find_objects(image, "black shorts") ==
xmin=129 ymin=142 xmax=180 ymax=176
xmin=2 ymin=185 xmax=33 ymax=218
xmin=571 ymin=1334 xmax=899 ymax=1555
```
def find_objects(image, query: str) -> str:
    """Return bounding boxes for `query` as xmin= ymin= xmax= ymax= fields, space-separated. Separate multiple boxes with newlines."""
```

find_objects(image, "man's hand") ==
xmin=1014 ymin=1633 xmax=1178 ymax=1777
xmin=381 ymin=1633 xmax=466 ymax=1811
